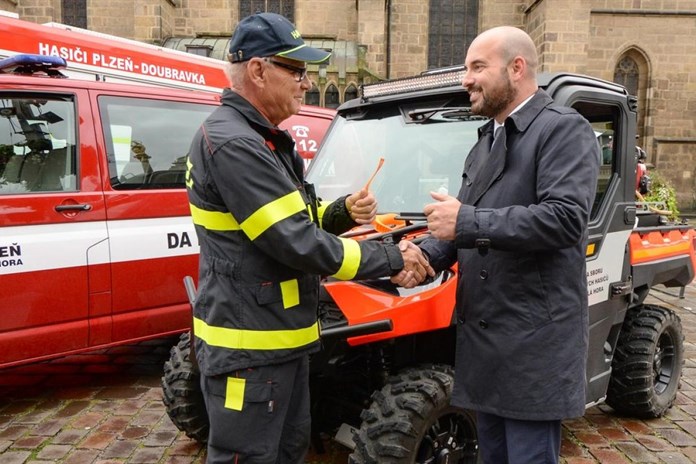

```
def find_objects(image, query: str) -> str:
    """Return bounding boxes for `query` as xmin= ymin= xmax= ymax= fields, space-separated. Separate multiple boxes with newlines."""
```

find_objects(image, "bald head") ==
xmin=462 ymin=26 xmax=540 ymax=121
xmin=473 ymin=26 xmax=538 ymax=78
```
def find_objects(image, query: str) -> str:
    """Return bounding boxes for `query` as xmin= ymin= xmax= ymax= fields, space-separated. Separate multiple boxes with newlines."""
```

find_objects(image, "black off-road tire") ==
xmin=607 ymin=304 xmax=684 ymax=418
xmin=350 ymin=365 xmax=478 ymax=464
xmin=162 ymin=332 xmax=209 ymax=443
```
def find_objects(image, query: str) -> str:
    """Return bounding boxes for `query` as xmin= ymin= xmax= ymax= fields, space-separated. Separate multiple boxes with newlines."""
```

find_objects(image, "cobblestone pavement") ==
xmin=1 ymin=281 xmax=696 ymax=463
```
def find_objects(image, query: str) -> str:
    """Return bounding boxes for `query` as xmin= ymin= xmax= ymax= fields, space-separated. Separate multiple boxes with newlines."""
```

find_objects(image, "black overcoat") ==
xmin=420 ymin=89 xmax=600 ymax=420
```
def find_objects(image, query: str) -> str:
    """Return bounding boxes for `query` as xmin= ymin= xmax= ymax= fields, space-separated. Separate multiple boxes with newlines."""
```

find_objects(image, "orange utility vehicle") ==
xmin=162 ymin=67 xmax=696 ymax=463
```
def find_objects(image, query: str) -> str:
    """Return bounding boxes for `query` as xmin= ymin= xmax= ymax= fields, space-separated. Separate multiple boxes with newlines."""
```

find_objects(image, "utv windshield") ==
xmin=307 ymin=108 xmax=488 ymax=214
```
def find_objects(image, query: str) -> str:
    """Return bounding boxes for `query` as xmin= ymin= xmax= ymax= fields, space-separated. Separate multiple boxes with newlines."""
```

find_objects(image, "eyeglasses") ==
xmin=265 ymin=58 xmax=308 ymax=82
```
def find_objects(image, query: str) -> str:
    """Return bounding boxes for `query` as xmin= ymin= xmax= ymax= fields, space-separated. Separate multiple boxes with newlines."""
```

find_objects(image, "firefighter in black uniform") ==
xmin=186 ymin=13 xmax=433 ymax=464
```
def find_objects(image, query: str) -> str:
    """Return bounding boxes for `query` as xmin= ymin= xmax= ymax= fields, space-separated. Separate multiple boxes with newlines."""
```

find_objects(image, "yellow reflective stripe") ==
xmin=185 ymin=157 xmax=193 ymax=189
xmin=331 ymin=238 xmax=361 ymax=280
xmin=277 ymin=44 xmax=330 ymax=64
xmin=280 ymin=279 xmax=300 ymax=309
xmin=225 ymin=377 xmax=245 ymax=411
xmin=241 ymin=191 xmax=306 ymax=241
xmin=194 ymin=317 xmax=319 ymax=350
xmin=189 ymin=203 xmax=241 ymax=231
xmin=317 ymin=201 xmax=330 ymax=227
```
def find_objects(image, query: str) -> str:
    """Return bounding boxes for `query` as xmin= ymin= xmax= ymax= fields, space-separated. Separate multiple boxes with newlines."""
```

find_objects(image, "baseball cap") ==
xmin=228 ymin=13 xmax=331 ymax=64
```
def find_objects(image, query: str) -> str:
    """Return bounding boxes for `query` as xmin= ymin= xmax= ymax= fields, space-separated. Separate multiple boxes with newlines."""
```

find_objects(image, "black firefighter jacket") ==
xmin=420 ymin=89 xmax=600 ymax=420
xmin=186 ymin=90 xmax=404 ymax=376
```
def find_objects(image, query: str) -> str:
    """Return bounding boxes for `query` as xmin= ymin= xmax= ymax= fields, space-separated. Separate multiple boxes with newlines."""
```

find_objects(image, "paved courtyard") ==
xmin=1 ymin=280 xmax=696 ymax=463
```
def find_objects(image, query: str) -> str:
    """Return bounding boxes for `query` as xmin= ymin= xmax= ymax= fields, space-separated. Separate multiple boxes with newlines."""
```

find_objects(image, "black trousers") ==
xmin=476 ymin=411 xmax=561 ymax=464
xmin=202 ymin=356 xmax=311 ymax=464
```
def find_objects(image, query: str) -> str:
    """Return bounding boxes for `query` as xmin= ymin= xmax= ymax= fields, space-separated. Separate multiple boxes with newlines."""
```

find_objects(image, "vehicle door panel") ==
xmin=0 ymin=89 xmax=108 ymax=367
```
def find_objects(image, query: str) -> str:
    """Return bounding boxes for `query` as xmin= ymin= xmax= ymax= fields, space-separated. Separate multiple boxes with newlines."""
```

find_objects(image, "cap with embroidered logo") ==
xmin=228 ymin=12 xmax=331 ymax=64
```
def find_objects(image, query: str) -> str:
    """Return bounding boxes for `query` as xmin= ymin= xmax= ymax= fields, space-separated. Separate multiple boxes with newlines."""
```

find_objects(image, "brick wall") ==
xmin=588 ymin=7 xmax=696 ymax=208
xmin=88 ymin=0 xmax=134 ymax=39
xmin=388 ymin=0 xmax=428 ymax=78
xmin=482 ymin=0 xmax=696 ymax=208
xmin=295 ymin=0 xmax=357 ymax=41
xmin=173 ymin=0 xmax=236 ymax=37
xmin=15 ymin=0 xmax=58 ymax=23
xmin=479 ymin=0 xmax=525 ymax=31
xmin=0 ymin=0 xmax=17 ymax=13
xmin=6 ymin=0 xmax=695 ymax=207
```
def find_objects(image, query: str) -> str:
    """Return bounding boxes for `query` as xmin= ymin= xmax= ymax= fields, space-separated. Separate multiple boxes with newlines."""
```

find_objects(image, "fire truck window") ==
xmin=98 ymin=96 xmax=215 ymax=190
xmin=0 ymin=97 xmax=76 ymax=194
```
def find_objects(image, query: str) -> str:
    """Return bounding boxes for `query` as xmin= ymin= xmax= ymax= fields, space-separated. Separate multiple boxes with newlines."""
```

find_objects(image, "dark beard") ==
xmin=471 ymin=70 xmax=517 ymax=118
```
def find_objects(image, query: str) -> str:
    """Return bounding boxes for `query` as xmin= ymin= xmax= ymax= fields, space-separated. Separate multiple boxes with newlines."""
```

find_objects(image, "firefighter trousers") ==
xmin=201 ymin=355 xmax=311 ymax=464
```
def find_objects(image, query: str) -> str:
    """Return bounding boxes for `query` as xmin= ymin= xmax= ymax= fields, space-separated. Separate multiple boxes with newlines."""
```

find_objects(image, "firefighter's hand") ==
xmin=346 ymin=189 xmax=378 ymax=224
xmin=424 ymin=191 xmax=461 ymax=240
xmin=391 ymin=241 xmax=435 ymax=288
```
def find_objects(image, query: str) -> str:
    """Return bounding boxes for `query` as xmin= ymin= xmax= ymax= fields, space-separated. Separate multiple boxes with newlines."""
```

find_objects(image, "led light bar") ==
xmin=360 ymin=66 xmax=465 ymax=100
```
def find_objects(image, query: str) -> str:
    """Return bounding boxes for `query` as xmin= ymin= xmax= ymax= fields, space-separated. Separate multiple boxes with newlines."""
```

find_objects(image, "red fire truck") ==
xmin=0 ymin=13 xmax=335 ymax=368
xmin=0 ymin=11 xmax=334 ymax=164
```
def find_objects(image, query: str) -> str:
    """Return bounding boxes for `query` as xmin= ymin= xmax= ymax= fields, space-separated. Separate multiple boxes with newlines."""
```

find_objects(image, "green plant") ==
xmin=643 ymin=170 xmax=680 ymax=220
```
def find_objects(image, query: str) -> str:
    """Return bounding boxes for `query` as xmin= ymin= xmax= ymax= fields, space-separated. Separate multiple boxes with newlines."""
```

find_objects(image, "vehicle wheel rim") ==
xmin=416 ymin=409 xmax=478 ymax=464
xmin=654 ymin=331 xmax=675 ymax=395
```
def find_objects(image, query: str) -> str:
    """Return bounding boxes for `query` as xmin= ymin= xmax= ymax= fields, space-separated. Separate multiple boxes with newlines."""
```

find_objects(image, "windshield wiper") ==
xmin=407 ymin=106 xmax=488 ymax=123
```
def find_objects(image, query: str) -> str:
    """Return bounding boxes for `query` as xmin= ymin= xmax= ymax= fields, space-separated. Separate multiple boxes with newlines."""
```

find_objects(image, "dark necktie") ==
xmin=491 ymin=125 xmax=505 ymax=152
xmin=466 ymin=124 xmax=507 ymax=205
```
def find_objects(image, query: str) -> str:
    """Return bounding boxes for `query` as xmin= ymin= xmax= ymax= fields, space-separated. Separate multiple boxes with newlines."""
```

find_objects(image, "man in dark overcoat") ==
xmin=413 ymin=26 xmax=600 ymax=463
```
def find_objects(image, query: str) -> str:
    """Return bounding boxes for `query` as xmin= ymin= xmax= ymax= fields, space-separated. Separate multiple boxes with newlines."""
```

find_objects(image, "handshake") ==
xmin=346 ymin=187 xmax=462 ymax=289
xmin=390 ymin=241 xmax=435 ymax=289
xmin=388 ymin=189 xmax=465 ymax=288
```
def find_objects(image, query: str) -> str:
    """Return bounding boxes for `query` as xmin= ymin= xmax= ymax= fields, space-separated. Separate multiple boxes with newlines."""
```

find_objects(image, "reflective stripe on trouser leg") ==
xmin=201 ymin=356 xmax=311 ymax=464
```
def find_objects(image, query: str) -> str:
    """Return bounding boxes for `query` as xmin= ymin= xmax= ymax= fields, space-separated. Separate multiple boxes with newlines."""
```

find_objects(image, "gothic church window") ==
xmin=325 ymin=84 xmax=339 ymax=109
xmin=344 ymin=84 xmax=358 ymax=103
xmin=428 ymin=0 xmax=478 ymax=69
xmin=612 ymin=50 xmax=649 ymax=143
xmin=62 ymin=0 xmax=87 ymax=29
xmin=239 ymin=0 xmax=294 ymax=22
xmin=613 ymin=56 xmax=639 ymax=97
xmin=305 ymin=84 xmax=320 ymax=106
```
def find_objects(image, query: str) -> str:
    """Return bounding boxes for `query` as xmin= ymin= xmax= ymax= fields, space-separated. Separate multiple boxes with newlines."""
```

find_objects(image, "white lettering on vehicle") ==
xmin=0 ymin=217 xmax=198 ymax=276
xmin=38 ymin=43 xmax=88 ymax=64
xmin=140 ymin=62 xmax=206 ymax=84
xmin=36 ymin=42 xmax=206 ymax=84
xmin=586 ymin=229 xmax=632 ymax=306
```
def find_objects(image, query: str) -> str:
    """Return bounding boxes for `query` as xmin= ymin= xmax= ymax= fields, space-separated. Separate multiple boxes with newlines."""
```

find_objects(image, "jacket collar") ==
xmin=221 ymin=89 xmax=275 ymax=130
xmin=220 ymin=88 xmax=301 ymax=180
xmin=506 ymin=89 xmax=553 ymax=133
xmin=220 ymin=88 xmax=294 ymax=149
xmin=476 ymin=89 xmax=553 ymax=138
xmin=465 ymin=89 xmax=553 ymax=206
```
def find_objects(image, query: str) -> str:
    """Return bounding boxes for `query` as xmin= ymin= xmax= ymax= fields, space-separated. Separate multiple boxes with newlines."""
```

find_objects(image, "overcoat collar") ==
xmin=463 ymin=89 xmax=553 ymax=205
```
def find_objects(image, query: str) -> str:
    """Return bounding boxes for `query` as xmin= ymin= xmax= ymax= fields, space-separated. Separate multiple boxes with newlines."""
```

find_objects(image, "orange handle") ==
xmin=363 ymin=157 xmax=385 ymax=191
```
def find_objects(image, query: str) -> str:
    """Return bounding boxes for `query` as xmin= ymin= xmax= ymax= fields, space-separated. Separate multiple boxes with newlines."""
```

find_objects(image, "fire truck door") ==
xmin=0 ymin=90 xmax=109 ymax=367
xmin=95 ymin=93 xmax=216 ymax=341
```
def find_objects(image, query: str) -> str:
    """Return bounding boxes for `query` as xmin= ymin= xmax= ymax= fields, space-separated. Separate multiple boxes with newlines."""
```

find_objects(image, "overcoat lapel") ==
xmin=460 ymin=90 xmax=555 ymax=206
xmin=461 ymin=122 xmax=506 ymax=206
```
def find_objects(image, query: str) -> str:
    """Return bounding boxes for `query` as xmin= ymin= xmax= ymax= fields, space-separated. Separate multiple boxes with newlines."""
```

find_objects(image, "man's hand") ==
xmin=345 ymin=189 xmax=378 ymax=224
xmin=390 ymin=241 xmax=435 ymax=289
xmin=423 ymin=191 xmax=461 ymax=240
